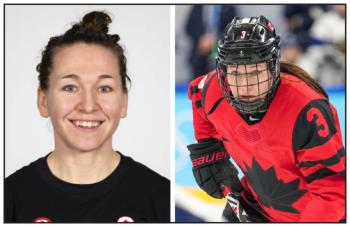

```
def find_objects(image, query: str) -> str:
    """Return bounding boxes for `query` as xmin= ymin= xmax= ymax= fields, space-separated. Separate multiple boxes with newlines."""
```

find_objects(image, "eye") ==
xmin=62 ymin=85 xmax=77 ymax=92
xmin=98 ymin=86 xmax=112 ymax=93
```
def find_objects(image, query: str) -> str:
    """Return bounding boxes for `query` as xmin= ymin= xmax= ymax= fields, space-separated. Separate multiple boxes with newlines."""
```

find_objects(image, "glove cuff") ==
xmin=192 ymin=150 xmax=228 ymax=168
xmin=188 ymin=139 xmax=229 ymax=168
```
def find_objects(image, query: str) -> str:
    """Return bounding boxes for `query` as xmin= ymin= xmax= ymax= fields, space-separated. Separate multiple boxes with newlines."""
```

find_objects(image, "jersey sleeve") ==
xmin=291 ymin=99 xmax=345 ymax=222
xmin=188 ymin=75 xmax=221 ymax=141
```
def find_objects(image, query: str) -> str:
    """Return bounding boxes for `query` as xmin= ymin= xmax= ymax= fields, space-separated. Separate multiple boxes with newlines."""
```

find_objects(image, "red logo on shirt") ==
xmin=32 ymin=217 xmax=52 ymax=223
xmin=117 ymin=216 xmax=134 ymax=222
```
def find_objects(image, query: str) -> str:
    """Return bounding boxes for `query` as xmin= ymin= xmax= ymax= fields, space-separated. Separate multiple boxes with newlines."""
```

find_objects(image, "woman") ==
xmin=187 ymin=15 xmax=344 ymax=222
xmin=5 ymin=11 xmax=170 ymax=223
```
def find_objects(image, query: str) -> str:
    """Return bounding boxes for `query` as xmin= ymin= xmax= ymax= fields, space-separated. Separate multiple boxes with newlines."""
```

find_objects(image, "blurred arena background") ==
xmin=175 ymin=4 xmax=345 ymax=222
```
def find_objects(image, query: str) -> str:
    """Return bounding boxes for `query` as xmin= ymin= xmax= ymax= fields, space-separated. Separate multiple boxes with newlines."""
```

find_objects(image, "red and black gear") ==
xmin=188 ymin=71 xmax=345 ymax=222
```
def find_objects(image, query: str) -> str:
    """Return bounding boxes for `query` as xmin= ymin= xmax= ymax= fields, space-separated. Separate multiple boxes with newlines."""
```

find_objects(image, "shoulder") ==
xmin=292 ymin=98 xmax=338 ymax=152
xmin=276 ymin=73 xmax=328 ymax=117
xmin=280 ymin=73 xmax=325 ymax=102
xmin=276 ymin=74 xmax=339 ymax=152
xmin=119 ymin=154 xmax=170 ymax=221
xmin=120 ymin=154 xmax=170 ymax=207
xmin=188 ymin=70 xmax=224 ymax=115
xmin=5 ymin=157 xmax=44 ymax=189
xmin=121 ymin=154 xmax=169 ymax=186
xmin=188 ymin=70 xmax=217 ymax=100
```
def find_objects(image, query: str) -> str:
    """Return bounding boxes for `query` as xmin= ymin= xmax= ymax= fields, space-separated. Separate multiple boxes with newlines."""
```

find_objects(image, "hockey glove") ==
xmin=187 ymin=139 xmax=243 ymax=199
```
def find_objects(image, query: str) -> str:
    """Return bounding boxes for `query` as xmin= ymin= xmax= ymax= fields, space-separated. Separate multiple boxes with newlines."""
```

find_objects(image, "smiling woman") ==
xmin=38 ymin=43 xmax=128 ymax=157
xmin=5 ymin=10 xmax=170 ymax=223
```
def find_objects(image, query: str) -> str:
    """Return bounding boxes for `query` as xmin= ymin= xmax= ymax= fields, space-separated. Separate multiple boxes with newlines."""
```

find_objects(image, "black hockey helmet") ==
xmin=216 ymin=15 xmax=281 ymax=114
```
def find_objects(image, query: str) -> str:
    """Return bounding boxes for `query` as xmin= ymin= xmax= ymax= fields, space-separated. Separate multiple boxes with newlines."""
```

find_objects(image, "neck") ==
xmin=47 ymin=145 xmax=120 ymax=184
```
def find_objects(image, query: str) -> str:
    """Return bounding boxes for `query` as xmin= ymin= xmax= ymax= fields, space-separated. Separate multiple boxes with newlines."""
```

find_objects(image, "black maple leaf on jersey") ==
xmin=243 ymin=158 xmax=307 ymax=214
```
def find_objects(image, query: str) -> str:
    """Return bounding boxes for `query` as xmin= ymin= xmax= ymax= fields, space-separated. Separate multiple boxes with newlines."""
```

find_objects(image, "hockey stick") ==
xmin=222 ymin=185 xmax=250 ymax=222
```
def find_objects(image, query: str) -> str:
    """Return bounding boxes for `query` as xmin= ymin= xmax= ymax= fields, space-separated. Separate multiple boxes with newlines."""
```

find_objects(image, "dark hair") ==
xmin=36 ymin=11 xmax=131 ymax=92
xmin=280 ymin=61 xmax=328 ymax=100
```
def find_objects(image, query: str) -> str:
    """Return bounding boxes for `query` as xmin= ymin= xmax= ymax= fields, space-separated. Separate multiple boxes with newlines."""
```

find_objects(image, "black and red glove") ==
xmin=187 ymin=139 xmax=243 ymax=199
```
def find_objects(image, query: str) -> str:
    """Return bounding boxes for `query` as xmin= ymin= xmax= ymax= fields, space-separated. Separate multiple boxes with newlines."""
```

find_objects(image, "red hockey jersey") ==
xmin=188 ymin=71 xmax=345 ymax=222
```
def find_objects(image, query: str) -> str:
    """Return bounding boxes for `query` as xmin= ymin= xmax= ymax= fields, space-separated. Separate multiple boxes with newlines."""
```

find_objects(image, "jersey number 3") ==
xmin=306 ymin=107 xmax=329 ymax=137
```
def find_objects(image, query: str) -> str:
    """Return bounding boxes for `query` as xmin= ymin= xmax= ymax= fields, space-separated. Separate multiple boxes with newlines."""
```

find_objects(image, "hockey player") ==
xmin=187 ymin=15 xmax=345 ymax=222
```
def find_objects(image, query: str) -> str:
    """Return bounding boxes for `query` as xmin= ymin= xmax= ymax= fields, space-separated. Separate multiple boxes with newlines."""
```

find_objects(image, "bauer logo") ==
xmin=192 ymin=151 xmax=227 ymax=167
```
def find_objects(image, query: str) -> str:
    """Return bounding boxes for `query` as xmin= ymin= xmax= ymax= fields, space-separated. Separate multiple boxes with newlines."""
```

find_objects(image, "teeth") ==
xmin=73 ymin=120 xmax=101 ymax=128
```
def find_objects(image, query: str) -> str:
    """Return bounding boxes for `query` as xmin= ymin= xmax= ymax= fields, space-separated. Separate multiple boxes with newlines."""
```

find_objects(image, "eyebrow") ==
xmin=229 ymin=68 xmax=267 ymax=75
xmin=61 ymin=74 xmax=116 ymax=80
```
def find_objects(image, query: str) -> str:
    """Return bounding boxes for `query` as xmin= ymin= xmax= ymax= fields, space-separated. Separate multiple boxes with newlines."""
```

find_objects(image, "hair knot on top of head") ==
xmin=64 ymin=11 xmax=121 ymax=44
xmin=80 ymin=11 xmax=112 ymax=34
xmin=111 ymin=34 xmax=120 ymax=43
xmin=37 ymin=10 xmax=130 ymax=92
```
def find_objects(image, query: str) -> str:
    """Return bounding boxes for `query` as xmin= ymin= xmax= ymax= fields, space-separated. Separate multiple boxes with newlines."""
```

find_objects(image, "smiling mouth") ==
xmin=70 ymin=120 xmax=104 ymax=129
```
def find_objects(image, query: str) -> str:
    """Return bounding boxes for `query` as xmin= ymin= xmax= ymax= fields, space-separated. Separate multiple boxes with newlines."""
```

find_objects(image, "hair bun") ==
xmin=111 ymin=34 xmax=120 ymax=42
xmin=80 ymin=11 xmax=112 ymax=34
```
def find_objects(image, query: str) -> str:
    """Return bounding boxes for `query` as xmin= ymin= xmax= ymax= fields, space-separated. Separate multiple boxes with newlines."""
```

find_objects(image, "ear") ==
xmin=120 ymin=92 xmax=128 ymax=118
xmin=37 ymin=88 xmax=49 ymax=118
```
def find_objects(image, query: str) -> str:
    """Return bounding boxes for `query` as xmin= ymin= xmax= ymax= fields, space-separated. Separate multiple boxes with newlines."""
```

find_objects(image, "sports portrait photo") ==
xmin=5 ymin=4 xmax=170 ymax=223
xmin=175 ymin=4 xmax=345 ymax=222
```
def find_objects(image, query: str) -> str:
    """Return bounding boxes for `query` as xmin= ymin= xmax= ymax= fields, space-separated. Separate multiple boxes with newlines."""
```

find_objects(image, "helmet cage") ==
xmin=216 ymin=16 xmax=281 ymax=114
xmin=216 ymin=58 xmax=280 ymax=114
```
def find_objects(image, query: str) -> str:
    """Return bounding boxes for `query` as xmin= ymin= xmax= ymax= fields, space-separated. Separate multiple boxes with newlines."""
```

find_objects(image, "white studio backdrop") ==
xmin=5 ymin=5 xmax=170 ymax=179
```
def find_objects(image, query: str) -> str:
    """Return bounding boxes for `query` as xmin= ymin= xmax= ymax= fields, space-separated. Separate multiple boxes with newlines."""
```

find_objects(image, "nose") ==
xmin=78 ymin=90 xmax=99 ymax=113
xmin=236 ymin=75 xmax=249 ymax=96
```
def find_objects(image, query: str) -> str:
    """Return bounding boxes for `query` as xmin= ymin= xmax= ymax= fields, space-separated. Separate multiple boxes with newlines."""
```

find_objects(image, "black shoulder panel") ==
xmin=292 ymin=99 xmax=337 ymax=152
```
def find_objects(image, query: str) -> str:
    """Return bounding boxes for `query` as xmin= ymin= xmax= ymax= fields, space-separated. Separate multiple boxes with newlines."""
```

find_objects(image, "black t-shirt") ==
xmin=5 ymin=152 xmax=170 ymax=223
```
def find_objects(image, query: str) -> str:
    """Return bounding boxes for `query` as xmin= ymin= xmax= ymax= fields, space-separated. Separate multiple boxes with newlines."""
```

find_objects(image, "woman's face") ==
xmin=226 ymin=62 xmax=272 ymax=102
xmin=37 ymin=43 xmax=128 ymax=152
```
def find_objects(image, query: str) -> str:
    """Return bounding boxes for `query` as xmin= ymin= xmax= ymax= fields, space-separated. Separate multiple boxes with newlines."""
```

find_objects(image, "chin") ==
xmin=69 ymin=140 xmax=107 ymax=152
xmin=55 ymin=129 xmax=113 ymax=152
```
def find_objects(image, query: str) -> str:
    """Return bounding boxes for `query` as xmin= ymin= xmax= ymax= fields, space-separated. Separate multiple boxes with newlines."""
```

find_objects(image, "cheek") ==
xmin=255 ymin=80 xmax=270 ymax=97
xmin=227 ymin=76 xmax=238 ymax=92
xmin=259 ymin=82 xmax=269 ymax=93
xmin=47 ymin=94 xmax=78 ymax=118
xmin=225 ymin=76 xmax=233 ymax=87
xmin=255 ymin=73 xmax=270 ymax=89
xmin=99 ymin=95 xmax=125 ymax=119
